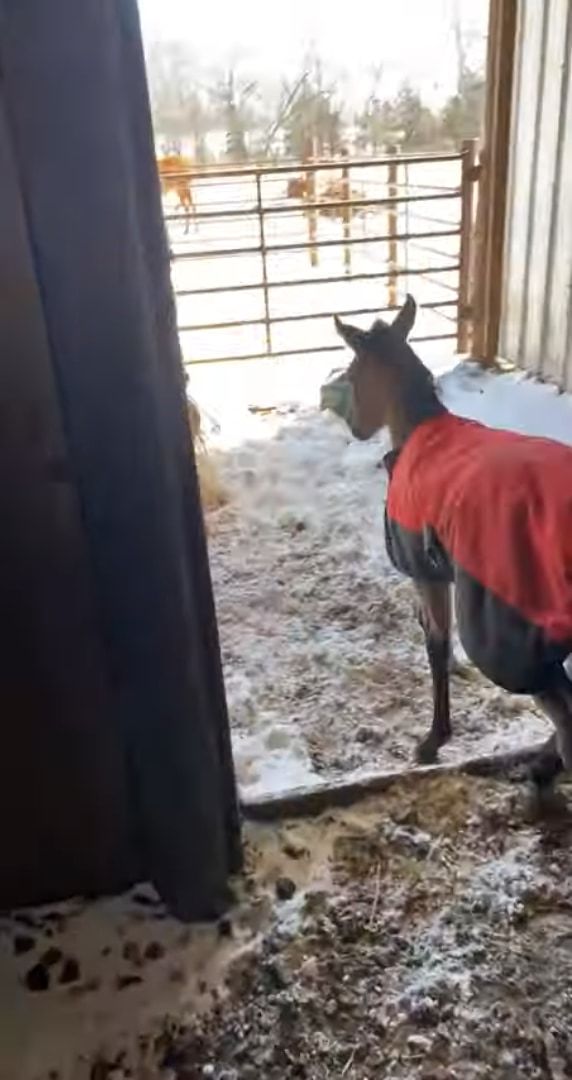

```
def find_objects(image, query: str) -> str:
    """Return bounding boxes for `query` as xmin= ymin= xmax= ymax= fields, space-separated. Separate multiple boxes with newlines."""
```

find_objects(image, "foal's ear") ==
xmin=334 ymin=315 xmax=367 ymax=353
xmin=391 ymin=294 xmax=417 ymax=340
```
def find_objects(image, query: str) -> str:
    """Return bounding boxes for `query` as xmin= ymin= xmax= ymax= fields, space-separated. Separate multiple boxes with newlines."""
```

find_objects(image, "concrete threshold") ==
xmin=240 ymin=741 xmax=547 ymax=821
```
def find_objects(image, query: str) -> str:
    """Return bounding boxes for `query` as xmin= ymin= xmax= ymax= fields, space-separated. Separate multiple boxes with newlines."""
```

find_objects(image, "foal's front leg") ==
xmin=415 ymin=581 xmax=452 ymax=764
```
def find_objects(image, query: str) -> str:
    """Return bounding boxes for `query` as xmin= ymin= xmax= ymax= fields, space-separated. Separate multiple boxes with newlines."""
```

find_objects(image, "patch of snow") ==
xmin=440 ymin=361 xmax=572 ymax=445
xmin=232 ymin=723 xmax=317 ymax=797
xmin=0 ymin=886 xmax=260 ymax=1080
xmin=464 ymin=841 xmax=544 ymax=921
xmin=401 ymin=837 xmax=544 ymax=1013
xmin=272 ymin=890 xmax=308 ymax=938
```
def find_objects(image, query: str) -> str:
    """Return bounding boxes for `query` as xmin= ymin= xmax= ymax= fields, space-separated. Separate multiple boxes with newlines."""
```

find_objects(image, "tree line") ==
xmin=146 ymin=42 xmax=484 ymax=164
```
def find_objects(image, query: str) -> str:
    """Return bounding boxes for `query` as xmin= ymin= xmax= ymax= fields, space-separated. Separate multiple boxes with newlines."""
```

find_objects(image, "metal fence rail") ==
xmin=165 ymin=145 xmax=478 ymax=366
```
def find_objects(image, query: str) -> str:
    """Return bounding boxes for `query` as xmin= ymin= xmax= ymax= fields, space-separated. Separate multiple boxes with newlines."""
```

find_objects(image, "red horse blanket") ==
xmin=384 ymin=412 xmax=572 ymax=693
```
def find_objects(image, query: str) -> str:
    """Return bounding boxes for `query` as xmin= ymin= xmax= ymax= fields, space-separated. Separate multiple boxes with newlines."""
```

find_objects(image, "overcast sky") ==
xmin=138 ymin=0 xmax=489 ymax=107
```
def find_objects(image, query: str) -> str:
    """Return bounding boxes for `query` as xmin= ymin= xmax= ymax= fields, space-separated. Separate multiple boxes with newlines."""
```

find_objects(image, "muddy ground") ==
xmin=160 ymin=772 xmax=572 ymax=1080
xmin=5 ymin=771 xmax=572 ymax=1078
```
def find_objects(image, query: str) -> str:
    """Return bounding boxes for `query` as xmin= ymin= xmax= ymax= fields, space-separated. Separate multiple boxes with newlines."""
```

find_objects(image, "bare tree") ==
xmin=451 ymin=0 xmax=467 ymax=96
xmin=449 ymin=0 xmax=485 ymax=96
xmin=441 ymin=0 xmax=486 ymax=145
xmin=260 ymin=72 xmax=309 ymax=159
xmin=355 ymin=65 xmax=386 ymax=153
xmin=281 ymin=53 xmax=344 ymax=160
xmin=145 ymin=40 xmax=210 ymax=160
xmin=210 ymin=68 xmax=259 ymax=161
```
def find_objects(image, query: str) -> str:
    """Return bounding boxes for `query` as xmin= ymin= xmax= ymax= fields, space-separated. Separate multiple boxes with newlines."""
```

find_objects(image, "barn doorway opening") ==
xmin=136 ymin=0 xmax=519 ymax=802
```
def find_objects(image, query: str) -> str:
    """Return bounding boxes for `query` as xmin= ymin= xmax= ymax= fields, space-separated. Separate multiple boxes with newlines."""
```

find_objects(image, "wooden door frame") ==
xmin=471 ymin=0 xmax=519 ymax=364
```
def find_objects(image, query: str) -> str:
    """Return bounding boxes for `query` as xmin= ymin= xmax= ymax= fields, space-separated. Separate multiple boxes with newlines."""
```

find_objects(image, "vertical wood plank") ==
xmin=472 ymin=0 xmax=518 ymax=364
xmin=541 ymin=0 xmax=572 ymax=384
xmin=499 ymin=0 xmax=572 ymax=392
xmin=484 ymin=0 xmax=518 ymax=364
xmin=457 ymin=138 xmax=478 ymax=354
xmin=519 ymin=0 xmax=568 ymax=376
xmin=499 ymin=0 xmax=543 ymax=361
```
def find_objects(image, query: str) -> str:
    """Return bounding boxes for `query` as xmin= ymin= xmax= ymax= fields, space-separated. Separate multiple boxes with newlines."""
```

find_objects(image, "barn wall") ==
xmin=499 ymin=0 xmax=572 ymax=390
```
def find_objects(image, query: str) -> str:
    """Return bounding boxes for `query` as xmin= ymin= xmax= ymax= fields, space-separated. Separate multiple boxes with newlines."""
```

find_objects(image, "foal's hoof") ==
xmin=525 ymin=784 xmax=568 ymax=822
xmin=528 ymin=748 xmax=563 ymax=790
xmin=416 ymin=738 xmax=440 ymax=766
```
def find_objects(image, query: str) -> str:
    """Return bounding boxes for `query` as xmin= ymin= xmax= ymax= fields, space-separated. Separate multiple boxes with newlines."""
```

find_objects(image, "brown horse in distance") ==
xmin=157 ymin=154 xmax=196 ymax=234
xmin=286 ymin=175 xmax=363 ymax=220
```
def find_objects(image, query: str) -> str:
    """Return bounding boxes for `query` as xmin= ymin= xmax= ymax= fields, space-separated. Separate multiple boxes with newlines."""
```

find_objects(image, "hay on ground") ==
xmin=187 ymin=396 xmax=228 ymax=511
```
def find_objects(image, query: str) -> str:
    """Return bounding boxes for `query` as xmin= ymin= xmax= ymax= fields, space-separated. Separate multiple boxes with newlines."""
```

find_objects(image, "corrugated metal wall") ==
xmin=500 ymin=0 xmax=572 ymax=389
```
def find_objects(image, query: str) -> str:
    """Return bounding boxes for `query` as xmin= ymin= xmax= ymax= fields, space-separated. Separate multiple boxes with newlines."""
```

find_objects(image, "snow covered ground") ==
xmin=197 ymin=361 xmax=572 ymax=800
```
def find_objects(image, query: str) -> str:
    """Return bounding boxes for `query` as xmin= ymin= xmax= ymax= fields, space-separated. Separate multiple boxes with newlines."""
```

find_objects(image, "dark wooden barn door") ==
xmin=0 ymin=0 xmax=240 ymax=918
xmin=0 ymin=98 xmax=136 ymax=906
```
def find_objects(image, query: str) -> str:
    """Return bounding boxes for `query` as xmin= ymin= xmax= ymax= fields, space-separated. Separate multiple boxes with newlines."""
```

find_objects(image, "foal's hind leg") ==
xmin=415 ymin=581 xmax=452 ymax=765
xmin=528 ymin=732 xmax=562 ymax=790
xmin=531 ymin=667 xmax=572 ymax=792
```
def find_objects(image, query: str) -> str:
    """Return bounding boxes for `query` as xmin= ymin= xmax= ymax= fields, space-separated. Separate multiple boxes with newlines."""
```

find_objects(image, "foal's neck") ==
xmin=385 ymin=360 xmax=447 ymax=450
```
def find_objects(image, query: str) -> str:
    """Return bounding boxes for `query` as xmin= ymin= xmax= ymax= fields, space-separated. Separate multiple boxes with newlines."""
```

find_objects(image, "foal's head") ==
xmin=334 ymin=295 xmax=441 ymax=443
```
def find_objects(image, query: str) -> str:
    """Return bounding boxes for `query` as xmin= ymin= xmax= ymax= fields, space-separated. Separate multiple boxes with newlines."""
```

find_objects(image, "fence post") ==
xmin=403 ymin=158 xmax=410 ymax=298
xmin=305 ymin=157 xmax=318 ymax=269
xmin=301 ymin=135 xmax=318 ymax=269
xmin=255 ymin=171 xmax=272 ymax=355
xmin=341 ymin=147 xmax=351 ymax=276
xmin=387 ymin=144 xmax=399 ymax=310
xmin=457 ymin=138 xmax=479 ymax=354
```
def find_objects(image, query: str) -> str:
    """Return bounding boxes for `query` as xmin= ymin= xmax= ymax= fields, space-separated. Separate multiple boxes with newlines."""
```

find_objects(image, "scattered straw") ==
xmin=368 ymin=861 xmax=382 ymax=929
xmin=188 ymin=397 xmax=228 ymax=511
xmin=341 ymin=1048 xmax=356 ymax=1076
